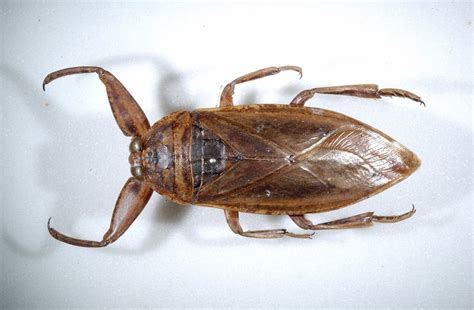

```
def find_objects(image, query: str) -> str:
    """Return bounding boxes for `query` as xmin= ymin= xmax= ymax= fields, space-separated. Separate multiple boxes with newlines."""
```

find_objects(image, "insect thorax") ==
xmin=140 ymin=113 xmax=180 ymax=196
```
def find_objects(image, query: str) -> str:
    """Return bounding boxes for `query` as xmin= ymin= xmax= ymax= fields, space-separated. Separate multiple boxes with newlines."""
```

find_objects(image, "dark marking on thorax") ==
xmin=191 ymin=125 xmax=240 ymax=191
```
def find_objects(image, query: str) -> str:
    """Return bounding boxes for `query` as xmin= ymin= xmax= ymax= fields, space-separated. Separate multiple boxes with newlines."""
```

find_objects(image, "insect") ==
xmin=43 ymin=65 xmax=423 ymax=247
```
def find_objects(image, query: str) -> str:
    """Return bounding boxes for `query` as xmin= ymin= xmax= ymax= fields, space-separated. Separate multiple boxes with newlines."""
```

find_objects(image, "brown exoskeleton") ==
xmin=43 ymin=66 xmax=422 ymax=247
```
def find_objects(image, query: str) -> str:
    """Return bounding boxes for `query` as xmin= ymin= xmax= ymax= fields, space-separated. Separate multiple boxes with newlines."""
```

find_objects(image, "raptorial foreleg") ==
xmin=48 ymin=178 xmax=153 ymax=247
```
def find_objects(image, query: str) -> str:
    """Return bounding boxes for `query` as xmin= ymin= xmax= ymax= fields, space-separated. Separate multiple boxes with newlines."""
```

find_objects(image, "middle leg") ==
xmin=220 ymin=66 xmax=302 ymax=107
xmin=224 ymin=210 xmax=313 ymax=239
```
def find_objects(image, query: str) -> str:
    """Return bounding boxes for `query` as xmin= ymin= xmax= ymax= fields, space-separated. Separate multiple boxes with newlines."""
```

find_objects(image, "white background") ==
xmin=1 ymin=1 xmax=472 ymax=308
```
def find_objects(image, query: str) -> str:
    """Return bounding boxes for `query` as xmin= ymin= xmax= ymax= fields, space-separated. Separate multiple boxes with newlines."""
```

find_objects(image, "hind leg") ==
xmin=289 ymin=206 xmax=416 ymax=230
xmin=290 ymin=84 xmax=424 ymax=107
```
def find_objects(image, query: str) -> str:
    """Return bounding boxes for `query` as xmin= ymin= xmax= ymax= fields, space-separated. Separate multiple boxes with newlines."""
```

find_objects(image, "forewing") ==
xmin=217 ymin=125 xmax=419 ymax=211
xmin=192 ymin=105 xmax=419 ymax=214
xmin=204 ymin=105 xmax=346 ymax=154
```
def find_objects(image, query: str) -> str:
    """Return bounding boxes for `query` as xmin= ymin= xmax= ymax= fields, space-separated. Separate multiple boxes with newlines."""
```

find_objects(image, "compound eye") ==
xmin=129 ymin=137 xmax=142 ymax=153
xmin=130 ymin=166 xmax=144 ymax=181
